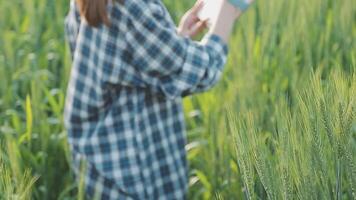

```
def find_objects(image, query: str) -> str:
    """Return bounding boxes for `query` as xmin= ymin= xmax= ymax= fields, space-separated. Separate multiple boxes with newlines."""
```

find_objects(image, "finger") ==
xmin=190 ymin=0 xmax=205 ymax=15
xmin=193 ymin=0 xmax=204 ymax=7
xmin=187 ymin=15 xmax=200 ymax=28
xmin=187 ymin=20 xmax=207 ymax=37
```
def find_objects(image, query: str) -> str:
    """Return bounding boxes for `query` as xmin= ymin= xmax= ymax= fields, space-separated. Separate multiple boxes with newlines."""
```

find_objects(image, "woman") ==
xmin=64 ymin=0 xmax=241 ymax=199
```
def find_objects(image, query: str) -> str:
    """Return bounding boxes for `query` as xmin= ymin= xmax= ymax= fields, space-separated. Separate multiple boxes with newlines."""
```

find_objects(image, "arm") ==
xmin=120 ymin=0 xmax=238 ymax=99
xmin=207 ymin=0 xmax=241 ymax=43
xmin=177 ymin=0 xmax=241 ymax=95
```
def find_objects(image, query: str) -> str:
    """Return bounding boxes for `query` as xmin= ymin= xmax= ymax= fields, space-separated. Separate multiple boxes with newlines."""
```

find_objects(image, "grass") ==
xmin=229 ymin=70 xmax=355 ymax=199
xmin=0 ymin=0 xmax=355 ymax=199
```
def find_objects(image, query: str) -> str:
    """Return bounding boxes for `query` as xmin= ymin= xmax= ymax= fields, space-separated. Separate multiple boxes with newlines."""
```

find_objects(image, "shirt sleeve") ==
xmin=64 ymin=0 xmax=81 ymax=57
xmin=121 ymin=0 xmax=229 ymax=99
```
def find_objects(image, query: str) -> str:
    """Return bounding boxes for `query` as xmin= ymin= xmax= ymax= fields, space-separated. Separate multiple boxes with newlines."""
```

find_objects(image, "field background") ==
xmin=0 ymin=0 xmax=355 ymax=199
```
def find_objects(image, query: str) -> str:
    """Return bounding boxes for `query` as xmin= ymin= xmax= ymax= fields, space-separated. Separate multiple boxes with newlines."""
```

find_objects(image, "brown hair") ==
xmin=76 ymin=0 xmax=123 ymax=27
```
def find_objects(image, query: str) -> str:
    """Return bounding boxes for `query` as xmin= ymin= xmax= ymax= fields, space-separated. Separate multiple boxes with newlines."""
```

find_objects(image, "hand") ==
xmin=177 ymin=0 xmax=208 ymax=38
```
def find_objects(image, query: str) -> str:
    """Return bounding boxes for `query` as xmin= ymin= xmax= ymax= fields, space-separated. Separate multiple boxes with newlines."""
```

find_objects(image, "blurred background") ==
xmin=0 ymin=0 xmax=355 ymax=199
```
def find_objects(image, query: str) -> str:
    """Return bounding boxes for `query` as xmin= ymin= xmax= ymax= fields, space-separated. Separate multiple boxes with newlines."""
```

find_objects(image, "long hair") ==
xmin=76 ymin=0 xmax=123 ymax=27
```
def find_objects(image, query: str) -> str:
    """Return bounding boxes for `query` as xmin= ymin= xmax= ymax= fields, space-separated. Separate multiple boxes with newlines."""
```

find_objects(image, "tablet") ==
xmin=197 ymin=0 xmax=223 ymax=22
xmin=198 ymin=0 xmax=254 ymax=24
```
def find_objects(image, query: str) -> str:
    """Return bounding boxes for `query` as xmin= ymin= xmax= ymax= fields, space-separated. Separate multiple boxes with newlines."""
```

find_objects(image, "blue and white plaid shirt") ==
xmin=64 ymin=0 xmax=228 ymax=199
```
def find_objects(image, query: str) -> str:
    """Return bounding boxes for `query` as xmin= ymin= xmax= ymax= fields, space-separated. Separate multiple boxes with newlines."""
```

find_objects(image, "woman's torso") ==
xmin=63 ymin=0 xmax=189 ymax=198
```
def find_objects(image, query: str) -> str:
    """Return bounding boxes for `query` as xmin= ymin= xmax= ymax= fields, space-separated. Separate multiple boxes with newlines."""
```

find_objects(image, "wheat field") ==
xmin=0 ymin=0 xmax=355 ymax=199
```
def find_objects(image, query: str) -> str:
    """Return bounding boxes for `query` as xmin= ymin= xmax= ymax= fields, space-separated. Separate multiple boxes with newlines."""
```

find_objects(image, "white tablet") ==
xmin=198 ymin=0 xmax=254 ymax=25
xmin=197 ymin=0 xmax=223 ymax=23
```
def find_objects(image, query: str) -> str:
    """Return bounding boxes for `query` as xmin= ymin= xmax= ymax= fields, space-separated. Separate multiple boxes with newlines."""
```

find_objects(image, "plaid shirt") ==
xmin=64 ymin=0 xmax=228 ymax=199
